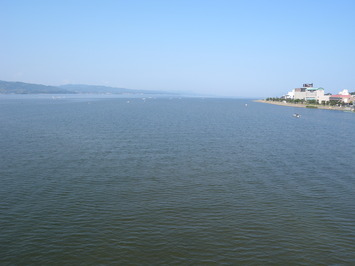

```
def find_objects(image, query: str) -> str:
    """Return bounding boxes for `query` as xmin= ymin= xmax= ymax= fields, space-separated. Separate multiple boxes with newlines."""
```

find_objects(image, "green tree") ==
xmin=329 ymin=100 xmax=342 ymax=106
xmin=307 ymin=99 xmax=317 ymax=105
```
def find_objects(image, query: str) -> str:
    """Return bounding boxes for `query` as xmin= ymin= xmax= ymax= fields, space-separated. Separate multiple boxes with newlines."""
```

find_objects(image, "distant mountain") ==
xmin=0 ymin=80 xmax=173 ymax=95
xmin=0 ymin=80 xmax=73 ymax=94
xmin=59 ymin=84 xmax=162 ymax=94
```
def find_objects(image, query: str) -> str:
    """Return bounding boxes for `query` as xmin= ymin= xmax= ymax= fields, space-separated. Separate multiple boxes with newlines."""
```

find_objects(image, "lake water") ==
xmin=1 ymin=95 xmax=354 ymax=265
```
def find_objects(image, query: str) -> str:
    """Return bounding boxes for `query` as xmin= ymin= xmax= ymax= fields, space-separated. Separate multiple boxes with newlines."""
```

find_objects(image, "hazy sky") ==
xmin=1 ymin=0 xmax=355 ymax=97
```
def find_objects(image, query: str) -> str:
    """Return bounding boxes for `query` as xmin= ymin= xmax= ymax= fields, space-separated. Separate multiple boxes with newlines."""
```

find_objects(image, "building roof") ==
xmin=306 ymin=87 xmax=324 ymax=91
xmin=330 ymin=94 xmax=352 ymax=98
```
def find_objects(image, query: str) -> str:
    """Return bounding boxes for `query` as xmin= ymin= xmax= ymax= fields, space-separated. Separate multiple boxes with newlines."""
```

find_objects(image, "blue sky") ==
xmin=1 ymin=0 xmax=355 ymax=97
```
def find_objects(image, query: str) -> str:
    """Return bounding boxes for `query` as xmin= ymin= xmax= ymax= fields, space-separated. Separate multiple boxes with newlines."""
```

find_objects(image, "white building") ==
xmin=339 ymin=89 xmax=350 ymax=95
xmin=291 ymin=84 xmax=329 ymax=102
xmin=285 ymin=90 xmax=294 ymax=99
xmin=329 ymin=89 xmax=354 ymax=103
xmin=283 ymin=84 xmax=353 ymax=103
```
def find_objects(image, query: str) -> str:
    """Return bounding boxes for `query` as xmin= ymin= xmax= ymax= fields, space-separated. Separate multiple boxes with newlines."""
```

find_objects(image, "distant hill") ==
xmin=0 ymin=80 xmax=73 ymax=94
xmin=59 ymin=84 xmax=163 ymax=94
xmin=0 ymin=80 xmax=172 ymax=95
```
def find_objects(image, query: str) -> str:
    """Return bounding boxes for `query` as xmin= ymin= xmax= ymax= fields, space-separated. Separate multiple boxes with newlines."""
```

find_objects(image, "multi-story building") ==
xmin=284 ymin=84 xmax=353 ymax=103
xmin=291 ymin=84 xmax=328 ymax=102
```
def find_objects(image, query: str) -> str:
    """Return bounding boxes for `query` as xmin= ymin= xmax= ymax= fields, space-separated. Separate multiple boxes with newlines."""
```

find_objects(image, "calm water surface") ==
xmin=0 ymin=95 xmax=354 ymax=265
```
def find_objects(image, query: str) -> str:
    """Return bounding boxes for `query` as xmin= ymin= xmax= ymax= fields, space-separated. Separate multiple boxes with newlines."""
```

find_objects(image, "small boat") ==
xmin=293 ymin=113 xmax=301 ymax=118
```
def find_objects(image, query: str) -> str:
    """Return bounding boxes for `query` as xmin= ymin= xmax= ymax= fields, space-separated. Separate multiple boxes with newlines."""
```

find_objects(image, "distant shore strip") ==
xmin=255 ymin=100 xmax=354 ymax=112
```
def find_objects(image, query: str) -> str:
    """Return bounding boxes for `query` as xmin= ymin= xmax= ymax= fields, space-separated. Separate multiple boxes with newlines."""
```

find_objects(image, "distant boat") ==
xmin=293 ymin=113 xmax=301 ymax=118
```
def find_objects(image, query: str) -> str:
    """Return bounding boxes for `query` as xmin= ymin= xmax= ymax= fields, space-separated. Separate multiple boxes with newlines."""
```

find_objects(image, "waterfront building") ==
xmin=285 ymin=90 xmax=294 ymax=99
xmin=292 ymin=84 xmax=328 ymax=102
xmin=329 ymin=89 xmax=354 ymax=103
xmin=281 ymin=84 xmax=353 ymax=104
xmin=329 ymin=94 xmax=354 ymax=103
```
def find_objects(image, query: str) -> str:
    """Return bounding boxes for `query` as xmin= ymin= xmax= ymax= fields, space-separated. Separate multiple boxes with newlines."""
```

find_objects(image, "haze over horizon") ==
xmin=1 ymin=0 xmax=355 ymax=97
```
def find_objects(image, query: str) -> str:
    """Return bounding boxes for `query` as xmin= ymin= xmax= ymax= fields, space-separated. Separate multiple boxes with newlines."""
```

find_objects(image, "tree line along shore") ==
xmin=255 ymin=99 xmax=355 ymax=112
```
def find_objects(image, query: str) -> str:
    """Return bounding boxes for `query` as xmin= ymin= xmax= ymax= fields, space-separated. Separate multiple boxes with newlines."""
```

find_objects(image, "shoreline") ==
xmin=254 ymin=100 xmax=354 ymax=112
